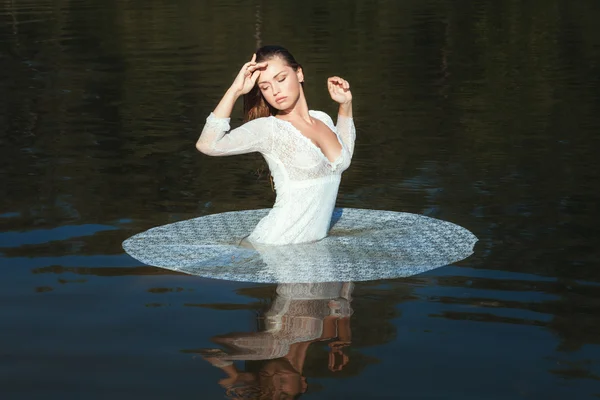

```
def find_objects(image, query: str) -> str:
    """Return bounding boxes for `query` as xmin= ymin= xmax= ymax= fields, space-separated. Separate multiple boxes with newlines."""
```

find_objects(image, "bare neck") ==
xmin=276 ymin=91 xmax=312 ymax=124
xmin=284 ymin=342 xmax=311 ymax=372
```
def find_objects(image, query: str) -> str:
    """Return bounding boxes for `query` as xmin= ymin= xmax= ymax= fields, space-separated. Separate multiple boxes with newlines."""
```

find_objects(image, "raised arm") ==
xmin=196 ymin=113 xmax=272 ymax=156
xmin=196 ymin=55 xmax=270 ymax=156
xmin=336 ymin=103 xmax=356 ymax=157
xmin=327 ymin=76 xmax=356 ymax=157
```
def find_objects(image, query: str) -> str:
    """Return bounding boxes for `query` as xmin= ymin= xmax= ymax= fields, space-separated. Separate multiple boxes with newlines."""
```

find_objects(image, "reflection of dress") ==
xmin=198 ymin=110 xmax=355 ymax=245
xmin=208 ymin=283 xmax=353 ymax=361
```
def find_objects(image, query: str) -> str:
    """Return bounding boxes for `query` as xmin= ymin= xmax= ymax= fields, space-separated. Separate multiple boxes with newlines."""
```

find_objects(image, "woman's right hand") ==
xmin=230 ymin=54 xmax=267 ymax=97
xmin=208 ymin=55 xmax=268 ymax=119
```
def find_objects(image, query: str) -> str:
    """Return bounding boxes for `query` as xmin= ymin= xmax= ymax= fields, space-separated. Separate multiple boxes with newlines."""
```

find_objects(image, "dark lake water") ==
xmin=2 ymin=0 xmax=600 ymax=398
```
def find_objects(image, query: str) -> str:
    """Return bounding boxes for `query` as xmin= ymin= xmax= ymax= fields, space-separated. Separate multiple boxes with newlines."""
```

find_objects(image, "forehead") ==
xmin=258 ymin=57 xmax=292 ymax=80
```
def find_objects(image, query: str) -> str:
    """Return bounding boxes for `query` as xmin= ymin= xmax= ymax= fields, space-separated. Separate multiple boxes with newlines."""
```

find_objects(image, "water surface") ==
xmin=2 ymin=0 xmax=600 ymax=398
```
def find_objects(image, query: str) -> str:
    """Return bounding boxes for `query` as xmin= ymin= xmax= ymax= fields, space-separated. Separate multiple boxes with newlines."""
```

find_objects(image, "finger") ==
xmin=250 ymin=69 xmax=260 ymax=83
xmin=242 ymin=59 xmax=261 ymax=70
xmin=251 ymin=53 xmax=256 ymax=63
xmin=241 ymin=62 xmax=254 ymax=73
xmin=250 ymin=61 xmax=267 ymax=68
xmin=248 ymin=62 xmax=268 ymax=72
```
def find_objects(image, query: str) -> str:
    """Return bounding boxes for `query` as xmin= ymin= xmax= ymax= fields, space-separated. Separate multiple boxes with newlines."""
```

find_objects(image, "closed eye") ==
xmin=259 ymin=76 xmax=286 ymax=91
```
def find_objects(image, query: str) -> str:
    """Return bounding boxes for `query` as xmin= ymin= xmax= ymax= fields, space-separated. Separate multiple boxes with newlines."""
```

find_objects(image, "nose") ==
xmin=272 ymin=82 xmax=281 ymax=96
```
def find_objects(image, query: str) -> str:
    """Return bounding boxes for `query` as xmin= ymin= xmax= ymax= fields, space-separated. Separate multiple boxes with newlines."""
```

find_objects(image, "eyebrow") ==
xmin=258 ymin=70 xmax=286 ymax=85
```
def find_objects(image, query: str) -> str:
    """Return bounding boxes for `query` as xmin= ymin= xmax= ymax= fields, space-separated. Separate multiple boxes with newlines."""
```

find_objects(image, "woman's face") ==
xmin=257 ymin=56 xmax=304 ymax=111
xmin=259 ymin=361 xmax=306 ymax=399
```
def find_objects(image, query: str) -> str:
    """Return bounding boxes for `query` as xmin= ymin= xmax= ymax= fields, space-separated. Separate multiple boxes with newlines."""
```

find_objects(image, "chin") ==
xmin=269 ymin=97 xmax=297 ymax=112
xmin=270 ymin=103 xmax=286 ymax=111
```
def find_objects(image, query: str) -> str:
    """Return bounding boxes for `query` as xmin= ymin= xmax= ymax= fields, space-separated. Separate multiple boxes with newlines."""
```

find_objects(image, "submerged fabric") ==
xmin=122 ymin=208 xmax=478 ymax=283
xmin=197 ymin=110 xmax=355 ymax=245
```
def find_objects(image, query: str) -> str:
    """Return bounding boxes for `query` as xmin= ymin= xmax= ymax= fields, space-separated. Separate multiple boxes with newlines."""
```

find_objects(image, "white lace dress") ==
xmin=197 ymin=110 xmax=356 ymax=245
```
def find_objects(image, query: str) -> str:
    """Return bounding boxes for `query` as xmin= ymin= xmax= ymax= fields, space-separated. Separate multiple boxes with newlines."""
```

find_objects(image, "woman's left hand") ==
xmin=327 ymin=76 xmax=352 ymax=104
xmin=328 ymin=341 xmax=350 ymax=372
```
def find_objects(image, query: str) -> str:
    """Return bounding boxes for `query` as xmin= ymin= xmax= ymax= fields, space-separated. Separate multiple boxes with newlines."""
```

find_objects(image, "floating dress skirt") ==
xmin=122 ymin=208 xmax=478 ymax=283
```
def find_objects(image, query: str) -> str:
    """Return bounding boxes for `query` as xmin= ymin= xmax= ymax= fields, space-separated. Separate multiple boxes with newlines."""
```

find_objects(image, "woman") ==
xmin=196 ymin=45 xmax=355 ymax=246
xmin=123 ymin=47 xmax=476 ymax=280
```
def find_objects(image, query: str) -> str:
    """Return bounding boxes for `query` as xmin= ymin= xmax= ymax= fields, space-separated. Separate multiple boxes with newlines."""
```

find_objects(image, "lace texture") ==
xmin=122 ymin=208 xmax=479 ymax=283
xmin=197 ymin=110 xmax=356 ymax=245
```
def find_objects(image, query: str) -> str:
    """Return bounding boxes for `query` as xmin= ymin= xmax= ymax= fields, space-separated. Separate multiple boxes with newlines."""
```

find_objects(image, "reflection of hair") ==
xmin=223 ymin=358 xmax=305 ymax=400
xmin=243 ymin=45 xmax=303 ymax=122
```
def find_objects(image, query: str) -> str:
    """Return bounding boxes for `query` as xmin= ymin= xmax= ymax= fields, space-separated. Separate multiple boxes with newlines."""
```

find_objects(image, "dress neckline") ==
xmin=272 ymin=111 xmax=343 ymax=166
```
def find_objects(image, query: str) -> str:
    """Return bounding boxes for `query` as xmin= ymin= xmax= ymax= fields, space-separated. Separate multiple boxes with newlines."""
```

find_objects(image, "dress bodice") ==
xmin=197 ymin=110 xmax=356 ymax=245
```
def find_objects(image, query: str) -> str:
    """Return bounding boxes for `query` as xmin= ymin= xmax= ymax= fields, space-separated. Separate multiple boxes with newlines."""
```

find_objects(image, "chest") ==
xmin=297 ymin=121 xmax=341 ymax=163
xmin=274 ymin=117 xmax=343 ymax=166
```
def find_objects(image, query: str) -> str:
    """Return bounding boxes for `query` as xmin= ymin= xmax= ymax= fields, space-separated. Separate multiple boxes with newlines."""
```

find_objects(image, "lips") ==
xmin=275 ymin=96 xmax=287 ymax=103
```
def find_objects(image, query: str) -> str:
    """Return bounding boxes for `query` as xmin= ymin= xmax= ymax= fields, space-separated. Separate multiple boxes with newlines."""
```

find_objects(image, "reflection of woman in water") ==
xmin=199 ymin=282 xmax=353 ymax=399
xmin=196 ymin=46 xmax=355 ymax=246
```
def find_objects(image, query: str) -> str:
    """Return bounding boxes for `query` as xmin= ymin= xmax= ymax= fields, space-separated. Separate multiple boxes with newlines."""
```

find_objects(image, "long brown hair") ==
xmin=243 ymin=45 xmax=303 ymax=122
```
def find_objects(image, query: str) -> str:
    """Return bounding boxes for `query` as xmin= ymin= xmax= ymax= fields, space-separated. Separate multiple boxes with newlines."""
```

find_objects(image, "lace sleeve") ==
xmin=336 ymin=115 xmax=356 ymax=157
xmin=196 ymin=113 xmax=272 ymax=156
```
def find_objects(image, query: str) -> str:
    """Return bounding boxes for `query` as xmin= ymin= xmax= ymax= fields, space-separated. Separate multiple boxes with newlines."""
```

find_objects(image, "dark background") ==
xmin=1 ymin=0 xmax=600 ymax=398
